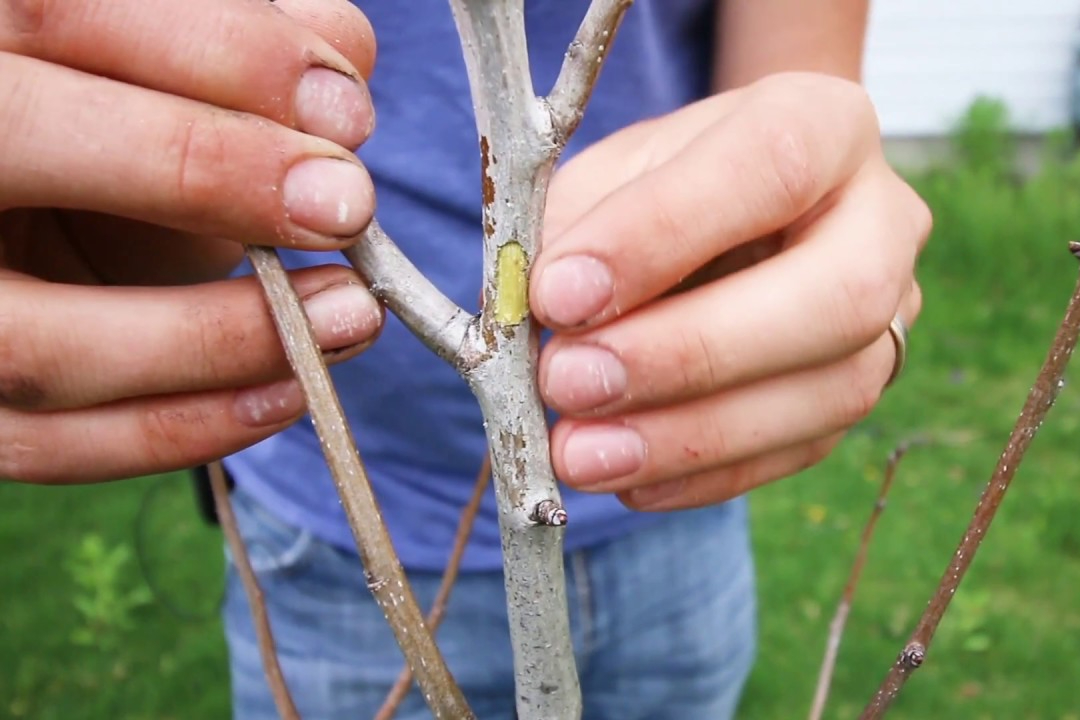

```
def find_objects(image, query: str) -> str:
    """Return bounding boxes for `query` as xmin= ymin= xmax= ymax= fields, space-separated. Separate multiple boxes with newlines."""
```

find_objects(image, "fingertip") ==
xmin=302 ymin=281 xmax=384 ymax=352
xmin=295 ymin=67 xmax=374 ymax=149
xmin=530 ymin=254 xmax=614 ymax=329
xmin=282 ymin=157 xmax=375 ymax=241
xmin=234 ymin=379 xmax=306 ymax=428
xmin=548 ymin=419 xmax=573 ymax=485
xmin=539 ymin=342 xmax=627 ymax=414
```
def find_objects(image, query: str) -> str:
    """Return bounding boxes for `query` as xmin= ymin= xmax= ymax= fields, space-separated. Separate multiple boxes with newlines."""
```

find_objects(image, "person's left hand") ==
xmin=530 ymin=72 xmax=930 ymax=511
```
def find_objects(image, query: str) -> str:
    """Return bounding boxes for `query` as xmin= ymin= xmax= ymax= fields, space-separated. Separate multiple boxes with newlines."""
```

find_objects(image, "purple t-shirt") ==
xmin=225 ymin=0 xmax=718 ymax=571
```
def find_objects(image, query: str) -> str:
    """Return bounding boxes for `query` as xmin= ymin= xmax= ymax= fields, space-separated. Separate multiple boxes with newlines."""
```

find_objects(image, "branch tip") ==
xmin=547 ymin=0 xmax=633 ymax=141
xmin=807 ymin=437 xmax=920 ymax=720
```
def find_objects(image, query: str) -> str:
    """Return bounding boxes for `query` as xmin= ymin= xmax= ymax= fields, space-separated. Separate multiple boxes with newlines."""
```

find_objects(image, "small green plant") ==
xmin=950 ymin=96 xmax=1016 ymax=181
xmin=65 ymin=533 xmax=152 ymax=651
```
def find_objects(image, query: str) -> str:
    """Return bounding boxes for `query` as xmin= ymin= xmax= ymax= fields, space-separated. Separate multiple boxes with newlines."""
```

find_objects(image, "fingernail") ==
xmin=536 ymin=256 xmax=613 ymax=327
xmin=627 ymin=479 xmax=685 ymax=510
xmin=302 ymin=282 xmax=381 ymax=351
xmin=562 ymin=425 xmax=646 ymax=486
xmin=295 ymin=68 xmax=374 ymax=148
xmin=283 ymin=158 xmax=374 ymax=238
xmin=234 ymin=379 xmax=304 ymax=427
xmin=544 ymin=345 xmax=626 ymax=412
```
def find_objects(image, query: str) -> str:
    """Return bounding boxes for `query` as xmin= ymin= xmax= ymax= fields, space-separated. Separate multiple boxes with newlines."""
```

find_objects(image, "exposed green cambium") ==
xmin=494 ymin=241 xmax=528 ymax=325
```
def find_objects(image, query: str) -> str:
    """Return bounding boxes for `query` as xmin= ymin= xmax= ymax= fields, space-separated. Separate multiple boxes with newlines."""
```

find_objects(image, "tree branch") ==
xmin=809 ymin=438 xmax=924 ymax=720
xmin=342 ymin=219 xmax=474 ymax=369
xmin=375 ymin=454 xmax=492 ymax=720
xmin=859 ymin=242 xmax=1080 ymax=719
xmin=547 ymin=0 xmax=633 ymax=141
xmin=245 ymin=245 xmax=474 ymax=720
xmin=430 ymin=2 xmax=629 ymax=717
xmin=208 ymin=460 xmax=299 ymax=720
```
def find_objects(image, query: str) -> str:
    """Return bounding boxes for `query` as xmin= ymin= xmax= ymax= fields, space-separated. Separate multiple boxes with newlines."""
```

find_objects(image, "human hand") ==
xmin=0 ymin=0 xmax=383 ymax=483
xmin=532 ymin=73 xmax=930 ymax=511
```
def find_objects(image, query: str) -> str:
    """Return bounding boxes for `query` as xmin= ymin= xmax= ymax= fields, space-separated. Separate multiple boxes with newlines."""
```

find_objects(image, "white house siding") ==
xmin=863 ymin=1 xmax=1080 ymax=137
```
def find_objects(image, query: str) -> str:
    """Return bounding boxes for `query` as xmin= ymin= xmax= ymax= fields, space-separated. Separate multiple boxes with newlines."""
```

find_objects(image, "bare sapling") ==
xmin=221 ymin=2 xmax=633 ymax=719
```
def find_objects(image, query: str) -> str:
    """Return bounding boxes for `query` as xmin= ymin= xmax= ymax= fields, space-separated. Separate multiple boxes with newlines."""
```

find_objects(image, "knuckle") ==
xmin=669 ymin=325 xmax=727 ymax=398
xmin=884 ymin=170 xmax=933 ymax=251
xmin=137 ymin=403 xmax=212 ymax=468
xmin=909 ymin=280 xmax=924 ymax=321
xmin=803 ymin=438 xmax=836 ymax=471
xmin=833 ymin=78 xmax=877 ymax=124
xmin=758 ymin=119 xmax=817 ymax=215
xmin=834 ymin=254 xmax=899 ymax=348
xmin=0 ymin=371 xmax=46 ymax=409
xmin=753 ymin=73 xmax=881 ymax=171
xmin=0 ymin=310 xmax=48 ymax=410
xmin=0 ymin=63 xmax=41 ymax=163
xmin=814 ymin=76 xmax=880 ymax=144
xmin=1 ymin=0 xmax=49 ymax=43
xmin=641 ymin=174 xmax=702 ymax=259
xmin=0 ymin=416 xmax=42 ymax=482
xmin=690 ymin=409 xmax=731 ymax=468
xmin=722 ymin=461 xmax=760 ymax=498
xmin=169 ymin=112 xmax=231 ymax=208
xmin=907 ymin=185 xmax=934 ymax=245
xmin=836 ymin=352 xmax=886 ymax=427
xmin=185 ymin=299 xmax=254 ymax=384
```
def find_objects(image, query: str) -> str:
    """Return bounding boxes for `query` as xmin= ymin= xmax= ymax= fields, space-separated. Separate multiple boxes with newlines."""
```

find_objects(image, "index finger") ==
xmin=0 ymin=0 xmax=375 ymax=147
xmin=530 ymin=74 xmax=880 ymax=330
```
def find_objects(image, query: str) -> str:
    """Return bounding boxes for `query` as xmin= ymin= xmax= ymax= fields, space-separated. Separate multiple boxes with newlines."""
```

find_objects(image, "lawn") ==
xmin=3 ymin=104 xmax=1080 ymax=719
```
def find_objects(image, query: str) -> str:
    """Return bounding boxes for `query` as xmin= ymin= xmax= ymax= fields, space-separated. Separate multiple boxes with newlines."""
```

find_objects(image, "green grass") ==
xmin=4 ymin=101 xmax=1080 ymax=718
xmin=0 ymin=476 xmax=229 ymax=719
xmin=740 ymin=104 xmax=1080 ymax=719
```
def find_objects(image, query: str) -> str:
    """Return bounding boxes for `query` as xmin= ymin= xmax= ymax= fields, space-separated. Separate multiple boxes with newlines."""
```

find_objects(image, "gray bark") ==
xmin=344 ymin=2 xmax=630 ymax=717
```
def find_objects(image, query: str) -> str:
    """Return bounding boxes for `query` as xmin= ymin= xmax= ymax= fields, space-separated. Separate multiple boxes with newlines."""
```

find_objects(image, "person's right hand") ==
xmin=0 ymin=0 xmax=384 ymax=484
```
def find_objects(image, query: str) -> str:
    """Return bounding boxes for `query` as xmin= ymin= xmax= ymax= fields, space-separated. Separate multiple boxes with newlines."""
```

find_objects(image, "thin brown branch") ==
xmin=547 ymin=0 xmax=633 ymax=140
xmin=245 ymin=245 xmax=475 ymax=720
xmin=208 ymin=460 xmax=299 ymax=720
xmin=375 ymin=453 xmax=492 ymax=720
xmin=809 ymin=438 xmax=925 ymax=720
xmin=859 ymin=242 xmax=1080 ymax=719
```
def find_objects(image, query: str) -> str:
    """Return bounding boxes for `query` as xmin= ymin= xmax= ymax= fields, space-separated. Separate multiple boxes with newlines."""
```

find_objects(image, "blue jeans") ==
xmin=222 ymin=488 xmax=757 ymax=719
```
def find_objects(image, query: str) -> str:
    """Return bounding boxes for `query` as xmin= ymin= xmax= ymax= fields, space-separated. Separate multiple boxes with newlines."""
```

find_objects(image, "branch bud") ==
xmin=532 ymin=500 xmax=568 ymax=526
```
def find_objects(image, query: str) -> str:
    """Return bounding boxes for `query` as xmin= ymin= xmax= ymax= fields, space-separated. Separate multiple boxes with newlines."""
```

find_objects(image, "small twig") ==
xmin=375 ymin=453 xmax=492 ymax=720
xmin=342 ymin=219 xmax=475 ymax=368
xmin=859 ymin=242 xmax=1080 ymax=719
xmin=246 ymin=245 xmax=475 ymax=719
xmin=547 ymin=0 xmax=633 ymax=140
xmin=208 ymin=459 xmax=299 ymax=720
xmin=809 ymin=438 xmax=925 ymax=720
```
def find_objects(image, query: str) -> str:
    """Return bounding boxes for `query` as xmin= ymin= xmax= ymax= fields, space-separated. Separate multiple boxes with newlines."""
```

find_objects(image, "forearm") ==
xmin=712 ymin=0 xmax=869 ymax=91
